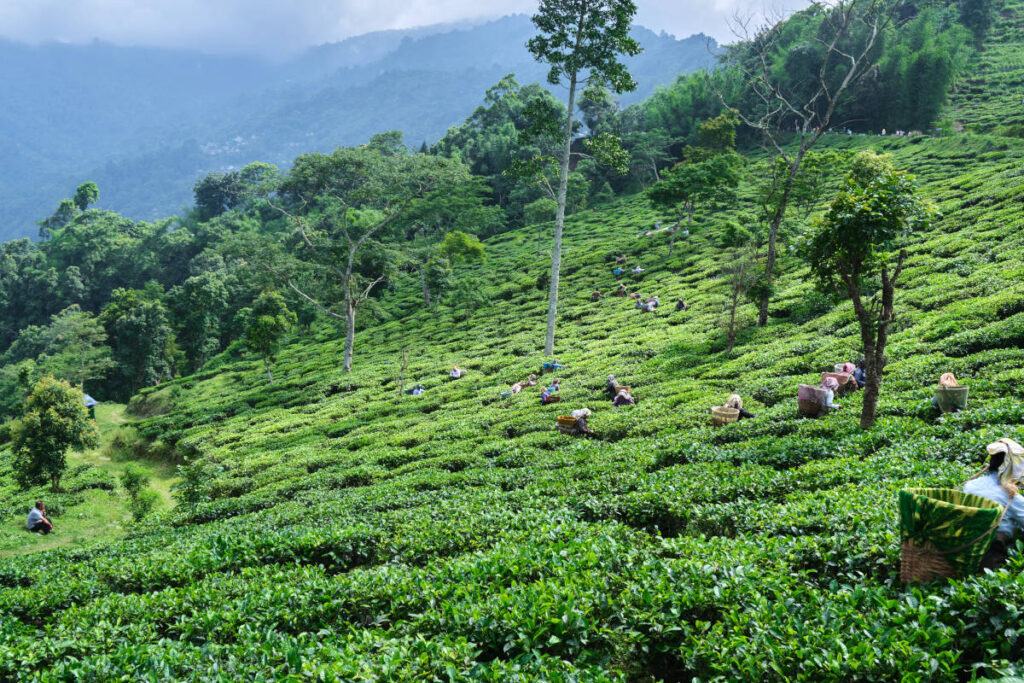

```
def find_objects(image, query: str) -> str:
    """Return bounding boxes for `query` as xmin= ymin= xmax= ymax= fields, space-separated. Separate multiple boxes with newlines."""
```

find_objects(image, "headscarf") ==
xmin=987 ymin=439 xmax=1024 ymax=491
xmin=616 ymin=389 xmax=629 ymax=399
xmin=725 ymin=394 xmax=743 ymax=410
xmin=572 ymin=408 xmax=591 ymax=418
xmin=822 ymin=376 xmax=839 ymax=391
xmin=939 ymin=372 xmax=958 ymax=387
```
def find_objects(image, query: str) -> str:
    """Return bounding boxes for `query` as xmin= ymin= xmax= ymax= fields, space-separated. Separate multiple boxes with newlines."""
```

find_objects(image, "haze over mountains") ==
xmin=0 ymin=15 xmax=717 ymax=242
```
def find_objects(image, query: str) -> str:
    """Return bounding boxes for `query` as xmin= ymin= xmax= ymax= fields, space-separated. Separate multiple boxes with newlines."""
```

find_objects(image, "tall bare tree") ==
xmin=526 ymin=0 xmax=640 ymax=356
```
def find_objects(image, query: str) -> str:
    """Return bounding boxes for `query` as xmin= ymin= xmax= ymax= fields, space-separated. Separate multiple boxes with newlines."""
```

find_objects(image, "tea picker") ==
xmin=900 ymin=438 xmax=1024 ymax=581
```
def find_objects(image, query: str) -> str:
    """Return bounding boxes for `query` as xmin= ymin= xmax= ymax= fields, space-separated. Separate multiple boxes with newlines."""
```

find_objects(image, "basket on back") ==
xmin=556 ymin=415 xmax=577 ymax=433
xmin=934 ymin=385 xmax=969 ymax=413
xmin=821 ymin=372 xmax=851 ymax=387
xmin=711 ymin=406 xmax=739 ymax=427
xmin=797 ymin=384 xmax=826 ymax=417
xmin=898 ymin=488 xmax=1004 ymax=582
xmin=614 ymin=385 xmax=631 ymax=395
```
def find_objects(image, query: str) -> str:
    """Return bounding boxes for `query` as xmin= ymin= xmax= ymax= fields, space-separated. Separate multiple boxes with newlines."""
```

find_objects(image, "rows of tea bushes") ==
xmin=1 ymin=127 xmax=1024 ymax=679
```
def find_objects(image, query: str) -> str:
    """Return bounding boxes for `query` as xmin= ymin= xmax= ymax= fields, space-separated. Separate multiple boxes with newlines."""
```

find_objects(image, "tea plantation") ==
xmin=0 ymin=124 xmax=1021 ymax=680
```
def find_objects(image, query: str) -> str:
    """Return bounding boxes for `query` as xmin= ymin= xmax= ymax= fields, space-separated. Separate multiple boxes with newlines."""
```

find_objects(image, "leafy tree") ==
xmin=72 ymin=182 xmax=99 ymax=211
xmin=526 ymin=0 xmax=641 ymax=356
xmin=697 ymin=111 xmax=738 ymax=151
xmin=242 ymin=290 xmax=297 ymax=385
xmin=37 ymin=199 xmax=77 ymax=240
xmin=438 ymin=231 xmax=486 ymax=263
xmin=170 ymin=271 xmax=229 ymax=372
xmin=42 ymin=306 xmax=115 ymax=391
xmin=801 ymin=152 xmax=936 ymax=429
xmin=12 ymin=376 xmax=99 ymax=491
xmin=100 ymin=288 xmax=173 ymax=398
xmin=267 ymin=142 xmax=468 ymax=372
xmin=433 ymin=75 xmax=563 ymax=215
xmin=193 ymin=162 xmax=280 ymax=222
xmin=623 ymin=129 xmax=672 ymax=188
xmin=647 ymin=150 xmax=742 ymax=256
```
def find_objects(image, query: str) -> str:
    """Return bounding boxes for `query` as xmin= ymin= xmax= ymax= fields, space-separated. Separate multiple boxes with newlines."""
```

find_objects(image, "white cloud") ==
xmin=0 ymin=0 xmax=809 ymax=57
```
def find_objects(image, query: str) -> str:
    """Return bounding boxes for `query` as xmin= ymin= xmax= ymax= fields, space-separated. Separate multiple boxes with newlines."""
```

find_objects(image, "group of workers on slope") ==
xmin=637 ymin=221 xmax=689 ymax=239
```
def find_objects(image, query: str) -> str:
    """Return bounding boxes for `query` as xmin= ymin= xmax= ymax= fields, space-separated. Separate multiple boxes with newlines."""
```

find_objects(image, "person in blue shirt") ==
xmin=26 ymin=501 xmax=53 ymax=534
xmin=852 ymin=358 xmax=867 ymax=389
xmin=963 ymin=438 xmax=1024 ymax=570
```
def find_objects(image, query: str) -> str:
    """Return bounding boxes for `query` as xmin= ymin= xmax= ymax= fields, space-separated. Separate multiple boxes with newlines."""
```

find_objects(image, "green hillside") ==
xmin=1 ymin=130 xmax=1024 ymax=679
xmin=946 ymin=0 xmax=1024 ymax=133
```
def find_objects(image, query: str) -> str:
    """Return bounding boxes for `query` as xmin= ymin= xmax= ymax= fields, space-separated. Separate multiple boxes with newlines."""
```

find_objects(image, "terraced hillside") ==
xmin=946 ymin=0 xmax=1024 ymax=133
xmin=2 ymin=132 xmax=1024 ymax=679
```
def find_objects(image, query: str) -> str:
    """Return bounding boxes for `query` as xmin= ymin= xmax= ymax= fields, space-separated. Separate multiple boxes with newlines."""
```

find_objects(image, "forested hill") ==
xmin=0 ymin=16 xmax=716 ymax=242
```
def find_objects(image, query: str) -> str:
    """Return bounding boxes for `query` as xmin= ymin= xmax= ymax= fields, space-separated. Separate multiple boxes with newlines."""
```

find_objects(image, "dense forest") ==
xmin=2 ymin=0 xmax=1024 ymax=677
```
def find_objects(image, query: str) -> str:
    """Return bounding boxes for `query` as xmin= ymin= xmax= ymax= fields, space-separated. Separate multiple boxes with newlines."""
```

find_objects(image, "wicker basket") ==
xmin=899 ymin=488 xmax=1005 ymax=582
xmin=711 ymin=406 xmax=739 ymax=427
xmin=614 ymin=385 xmax=631 ymax=394
xmin=797 ymin=384 xmax=826 ymax=417
xmin=821 ymin=372 xmax=852 ymax=387
xmin=798 ymin=399 xmax=823 ymax=417
xmin=556 ymin=415 xmax=577 ymax=434
xmin=934 ymin=385 xmax=969 ymax=413
xmin=546 ymin=394 xmax=561 ymax=404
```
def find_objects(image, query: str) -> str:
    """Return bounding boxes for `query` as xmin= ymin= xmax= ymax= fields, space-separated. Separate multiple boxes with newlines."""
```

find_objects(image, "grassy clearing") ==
xmin=0 ymin=403 xmax=176 ymax=558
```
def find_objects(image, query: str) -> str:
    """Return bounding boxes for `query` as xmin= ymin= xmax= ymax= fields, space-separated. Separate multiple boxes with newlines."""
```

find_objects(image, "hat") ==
xmin=987 ymin=438 xmax=1024 ymax=489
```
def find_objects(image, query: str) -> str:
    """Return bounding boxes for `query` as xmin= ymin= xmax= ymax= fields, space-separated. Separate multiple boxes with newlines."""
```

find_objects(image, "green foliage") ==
xmin=11 ymin=376 xmax=99 ymax=491
xmin=72 ymin=182 xmax=99 ymax=212
xmin=242 ymin=291 xmax=297 ymax=384
xmin=119 ymin=464 xmax=150 ymax=501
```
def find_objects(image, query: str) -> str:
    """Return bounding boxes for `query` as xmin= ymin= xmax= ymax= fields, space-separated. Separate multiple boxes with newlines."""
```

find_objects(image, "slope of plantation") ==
xmin=946 ymin=0 xmax=1024 ymax=134
xmin=2 ymin=133 xmax=1024 ymax=679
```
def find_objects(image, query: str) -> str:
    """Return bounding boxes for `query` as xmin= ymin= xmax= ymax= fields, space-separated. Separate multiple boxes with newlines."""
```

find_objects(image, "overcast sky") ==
xmin=0 ymin=0 xmax=807 ymax=58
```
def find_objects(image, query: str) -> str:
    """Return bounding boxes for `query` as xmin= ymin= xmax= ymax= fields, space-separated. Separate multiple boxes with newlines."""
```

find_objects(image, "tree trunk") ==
xmin=860 ymin=356 xmax=882 ymax=429
xmin=264 ymin=358 xmax=274 ymax=385
xmin=757 ymin=156 xmax=803 ymax=326
xmin=51 ymin=473 xmax=61 ymax=493
xmin=544 ymin=71 xmax=578 ymax=356
xmin=343 ymin=299 xmax=355 ymax=373
xmin=727 ymin=293 xmax=738 ymax=354
xmin=418 ymin=263 xmax=431 ymax=308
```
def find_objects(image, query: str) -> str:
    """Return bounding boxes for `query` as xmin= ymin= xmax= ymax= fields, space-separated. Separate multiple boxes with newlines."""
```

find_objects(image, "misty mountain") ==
xmin=0 ymin=16 xmax=717 ymax=241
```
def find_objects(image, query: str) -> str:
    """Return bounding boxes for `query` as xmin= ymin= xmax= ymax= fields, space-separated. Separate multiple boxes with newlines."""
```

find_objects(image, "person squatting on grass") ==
xmin=27 ymin=501 xmax=53 ymax=534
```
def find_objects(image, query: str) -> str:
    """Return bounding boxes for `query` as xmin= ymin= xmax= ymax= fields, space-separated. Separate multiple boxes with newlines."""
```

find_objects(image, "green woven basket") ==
xmin=899 ymin=488 xmax=1003 ymax=581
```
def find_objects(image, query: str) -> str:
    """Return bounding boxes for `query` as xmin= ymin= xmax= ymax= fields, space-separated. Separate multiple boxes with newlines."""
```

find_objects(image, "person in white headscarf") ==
xmin=963 ymin=438 xmax=1024 ymax=569
xmin=569 ymin=408 xmax=593 ymax=435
